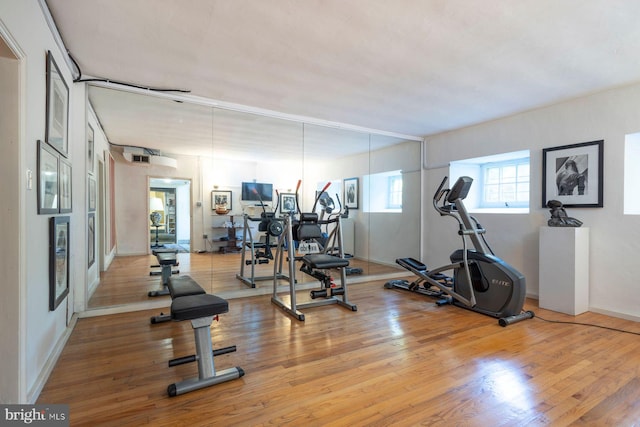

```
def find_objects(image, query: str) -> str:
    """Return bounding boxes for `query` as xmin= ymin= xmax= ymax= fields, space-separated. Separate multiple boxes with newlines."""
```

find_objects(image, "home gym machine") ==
xmin=272 ymin=181 xmax=357 ymax=321
xmin=236 ymin=191 xmax=289 ymax=287
xmin=385 ymin=176 xmax=534 ymax=326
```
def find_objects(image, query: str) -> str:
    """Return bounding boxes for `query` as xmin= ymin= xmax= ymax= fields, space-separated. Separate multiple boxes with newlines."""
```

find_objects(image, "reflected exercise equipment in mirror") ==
xmin=86 ymin=84 xmax=422 ymax=312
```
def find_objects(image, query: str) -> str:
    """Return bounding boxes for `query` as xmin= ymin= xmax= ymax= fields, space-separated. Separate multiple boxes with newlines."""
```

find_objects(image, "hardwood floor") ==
xmin=88 ymin=252 xmax=400 ymax=309
xmin=41 ymin=271 xmax=640 ymax=426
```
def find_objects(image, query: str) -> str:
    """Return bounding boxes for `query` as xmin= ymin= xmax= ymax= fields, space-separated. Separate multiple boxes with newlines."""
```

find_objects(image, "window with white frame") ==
xmin=450 ymin=150 xmax=530 ymax=213
xmin=387 ymin=174 xmax=402 ymax=209
xmin=362 ymin=170 xmax=403 ymax=213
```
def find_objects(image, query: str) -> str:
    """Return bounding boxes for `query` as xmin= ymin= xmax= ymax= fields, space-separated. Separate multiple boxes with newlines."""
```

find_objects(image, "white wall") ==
xmin=0 ymin=0 xmax=90 ymax=402
xmin=424 ymin=82 xmax=640 ymax=320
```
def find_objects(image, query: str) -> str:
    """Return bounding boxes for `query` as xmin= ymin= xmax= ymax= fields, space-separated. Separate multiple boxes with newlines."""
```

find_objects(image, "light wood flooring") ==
xmin=40 ymin=268 xmax=640 ymax=426
xmin=88 ymin=251 xmax=399 ymax=309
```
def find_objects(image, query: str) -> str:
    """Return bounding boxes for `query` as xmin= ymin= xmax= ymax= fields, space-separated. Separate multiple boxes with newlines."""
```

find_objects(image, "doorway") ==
xmin=149 ymin=178 xmax=191 ymax=252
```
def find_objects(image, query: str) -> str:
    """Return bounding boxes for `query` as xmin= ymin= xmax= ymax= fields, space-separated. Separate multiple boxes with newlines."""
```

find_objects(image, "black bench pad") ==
xmin=157 ymin=252 xmax=179 ymax=265
xmin=171 ymin=294 xmax=229 ymax=321
xmin=303 ymin=254 xmax=349 ymax=269
xmin=152 ymin=248 xmax=178 ymax=255
xmin=168 ymin=276 xmax=206 ymax=299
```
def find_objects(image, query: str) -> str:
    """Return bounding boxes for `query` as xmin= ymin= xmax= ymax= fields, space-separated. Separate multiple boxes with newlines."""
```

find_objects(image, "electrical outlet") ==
xmin=202 ymin=234 xmax=208 ymax=239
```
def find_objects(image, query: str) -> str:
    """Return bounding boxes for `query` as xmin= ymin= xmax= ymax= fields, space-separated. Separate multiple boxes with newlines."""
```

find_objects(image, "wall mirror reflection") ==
xmin=86 ymin=84 xmax=422 ymax=312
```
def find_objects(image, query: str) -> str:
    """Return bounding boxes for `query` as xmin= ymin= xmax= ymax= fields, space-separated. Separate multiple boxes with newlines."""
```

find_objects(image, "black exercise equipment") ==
xmin=150 ymin=275 xmax=207 ymax=324
xmin=385 ymin=176 xmax=533 ymax=326
xmin=148 ymin=249 xmax=180 ymax=297
xmin=272 ymin=181 xmax=357 ymax=321
xmin=236 ymin=190 xmax=288 ymax=287
xmin=167 ymin=292 xmax=244 ymax=396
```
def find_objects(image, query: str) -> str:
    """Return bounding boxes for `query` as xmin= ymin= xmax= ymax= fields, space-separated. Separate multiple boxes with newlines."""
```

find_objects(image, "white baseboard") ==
xmin=27 ymin=314 xmax=78 ymax=403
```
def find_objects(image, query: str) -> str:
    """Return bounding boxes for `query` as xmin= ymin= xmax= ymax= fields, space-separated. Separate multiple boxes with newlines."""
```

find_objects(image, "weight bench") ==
xmin=148 ymin=250 xmax=180 ymax=297
xmin=167 ymin=293 xmax=244 ymax=396
xmin=150 ymin=275 xmax=207 ymax=324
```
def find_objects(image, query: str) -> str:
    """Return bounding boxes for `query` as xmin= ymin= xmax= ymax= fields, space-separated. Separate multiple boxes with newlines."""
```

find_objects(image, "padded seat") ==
xmin=157 ymin=252 xmax=178 ymax=265
xmin=168 ymin=275 xmax=205 ymax=299
xmin=303 ymin=253 xmax=349 ymax=269
xmin=171 ymin=294 xmax=229 ymax=321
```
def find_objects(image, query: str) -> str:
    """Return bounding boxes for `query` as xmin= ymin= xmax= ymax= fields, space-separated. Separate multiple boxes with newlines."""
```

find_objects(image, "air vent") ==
xmin=132 ymin=154 xmax=150 ymax=163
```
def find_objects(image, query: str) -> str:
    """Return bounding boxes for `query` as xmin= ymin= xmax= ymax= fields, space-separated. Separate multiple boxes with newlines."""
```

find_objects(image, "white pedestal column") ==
xmin=539 ymin=227 xmax=589 ymax=315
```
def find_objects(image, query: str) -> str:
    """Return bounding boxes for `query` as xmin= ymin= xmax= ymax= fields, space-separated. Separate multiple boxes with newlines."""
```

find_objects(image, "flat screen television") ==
xmin=241 ymin=182 xmax=273 ymax=202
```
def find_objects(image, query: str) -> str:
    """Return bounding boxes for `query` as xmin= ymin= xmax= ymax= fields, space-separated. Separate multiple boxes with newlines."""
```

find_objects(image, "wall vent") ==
xmin=132 ymin=154 xmax=150 ymax=163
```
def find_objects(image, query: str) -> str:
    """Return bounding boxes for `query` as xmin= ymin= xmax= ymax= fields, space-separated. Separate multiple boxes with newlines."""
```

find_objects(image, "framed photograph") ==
xmin=211 ymin=190 xmax=232 ymax=211
xmin=50 ymin=216 xmax=70 ymax=311
xmin=88 ymin=175 xmax=97 ymax=212
xmin=88 ymin=213 xmax=95 ymax=268
xmin=279 ymin=192 xmax=297 ymax=214
xmin=87 ymin=123 xmax=95 ymax=173
xmin=59 ymin=157 xmax=72 ymax=213
xmin=45 ymin=51 xmax=69 ymax=157
xmin=38 ymin=140 xmax=59 ymax=214
xmin=343 ymin=177 xmax=359 ymax=210
xmin=542 ymin=140 xmax=604 ymax=208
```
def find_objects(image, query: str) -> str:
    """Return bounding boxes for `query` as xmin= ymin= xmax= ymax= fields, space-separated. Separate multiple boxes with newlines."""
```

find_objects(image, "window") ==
xmin=450 ymin=150 xmax=530 ymax=213
xmin=363 ymin=170 xmax=402 ymax=213
xmin=387 ymin=174 xmax=402 ymax=209
xmin=481 ymin=159 xmax=529 ymax=208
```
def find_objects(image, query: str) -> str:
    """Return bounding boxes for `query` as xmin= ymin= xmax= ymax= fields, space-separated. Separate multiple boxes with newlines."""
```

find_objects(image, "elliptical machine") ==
xmin=385 ymin=176 xmax=534 ymax=326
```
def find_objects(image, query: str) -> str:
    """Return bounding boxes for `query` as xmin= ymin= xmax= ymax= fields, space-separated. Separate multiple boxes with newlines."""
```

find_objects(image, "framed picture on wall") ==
xmin=343 ymin=177 xmax=359 ymax=210
xmin=45 ymin=51 xmax=69 ymax=157
xmin=38 ymin=140 xmax=59 ymax=214
xmin=542 ymin=140 xmax=604 ymax=208
xmin=59 ymin=157 xmax=72 ymax=213
xmin=279 ymin=193 xmax=296 ymax=214
xmin=88 ymin=213 xmax=95 ymax=268
xmin=88 ymin=175 xmax=97 ymax=212
xmin=87 ymin=123 xmax=95 ymax=173
xmin=211 ymin=190 xmax=232 ymax=212
xmin=50 ymin=216 xmax=70 ymax=311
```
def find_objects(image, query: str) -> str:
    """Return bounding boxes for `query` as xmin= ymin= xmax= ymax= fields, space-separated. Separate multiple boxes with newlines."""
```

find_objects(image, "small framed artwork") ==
xmin=59 ymin=157 xmax=72 ymax=213
xmin=343 ymin=177 xmax=359 ymax=210
xmin=87 ymin=123 xmax=95 ymax=174
xmin=542 ymin=140 xmax=604 ymax=208
xmin=50 ymin=216 xmax=70 ymax=311
xmin=211 ymin=190 xmax=232 ymax=212
xmin=45 ymin=51 xmax=69 ymax=157
xmin=88 ymin=175 xmax=97 ymax=212
xmin=38 ymin=140 xmax=59 ymax=214
xmin=279 ymin=192 xmax=297 ymax=214
xmin=88 ymin=213 xmax=95 ymax=268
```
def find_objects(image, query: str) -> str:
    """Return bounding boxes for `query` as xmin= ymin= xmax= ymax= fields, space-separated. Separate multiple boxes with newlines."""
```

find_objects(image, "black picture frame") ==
xmin=211 ymin=190 xmax=232 ymax=211
xmin=88 ymin=175 xmax=97 ymax=212
xmin=542 ymin=140 xmax=604 ymax=208
xmin=59 ymin=157 xmax=72 ymax=213
xmin=279 ymin=192 xmax=297 ymax=214
xmin=50 ymin=216 xmax=70 ymax=311
xmin=45 ymin=51 xmax=69 ymax=157
xmin=38 ymin=140 xmax=59 ymax=214
xmin=343 ymin=177 xmax=359 ymax=210
xmin=88 ymin=213 xmax=95 ymax=268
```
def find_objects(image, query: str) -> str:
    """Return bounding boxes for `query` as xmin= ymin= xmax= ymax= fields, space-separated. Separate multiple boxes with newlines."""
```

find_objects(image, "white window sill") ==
xmin=468 ymin=208 xmax=529 ymax=214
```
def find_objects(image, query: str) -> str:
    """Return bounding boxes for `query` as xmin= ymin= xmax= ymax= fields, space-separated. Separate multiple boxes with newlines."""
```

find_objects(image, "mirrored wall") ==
xmin=87 ymin=84 xmax=422 ymax=311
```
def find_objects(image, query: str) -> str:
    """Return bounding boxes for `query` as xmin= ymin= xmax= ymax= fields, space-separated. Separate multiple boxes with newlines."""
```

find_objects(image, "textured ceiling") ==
xmin=47 ymin=0 xmax=640 ymax=159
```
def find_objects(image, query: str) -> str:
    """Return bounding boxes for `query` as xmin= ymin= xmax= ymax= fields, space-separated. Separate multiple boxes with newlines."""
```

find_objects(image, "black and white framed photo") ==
xmin=343 ymin=177 xmax=359 ymax=210
xmin=45 ymin=51 xmax=69 ymax=157
xmin=542 ymin=140 xmax=603 ymax=208
xmin=38 ymin=140 xmax=59 ymax=214
xmin=59 ymin=157 xmax=72 ymax=213
xmin=88 ymin=175 xmax=97 ymax=212
xmin=279 ymin=192 xmax=297 ymax=214
xmin=50 ymin=216 xmax=70 ymax=311
xmin=211 ymin=190 xmax=232 ymax=212
xmin=88 ymin=213 xmax=95 ymax=268
xmin=87 ymin=123 xmax=95 ymax=173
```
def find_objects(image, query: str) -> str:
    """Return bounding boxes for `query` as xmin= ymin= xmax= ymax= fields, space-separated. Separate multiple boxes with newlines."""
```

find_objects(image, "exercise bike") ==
xmin=385 ymin=176 xmax=534 ymax=326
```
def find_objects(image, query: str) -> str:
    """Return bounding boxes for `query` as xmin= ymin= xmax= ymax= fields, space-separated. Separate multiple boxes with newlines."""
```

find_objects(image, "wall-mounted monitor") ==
xmin=241 ymin=182 xmax=273 ymax=202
